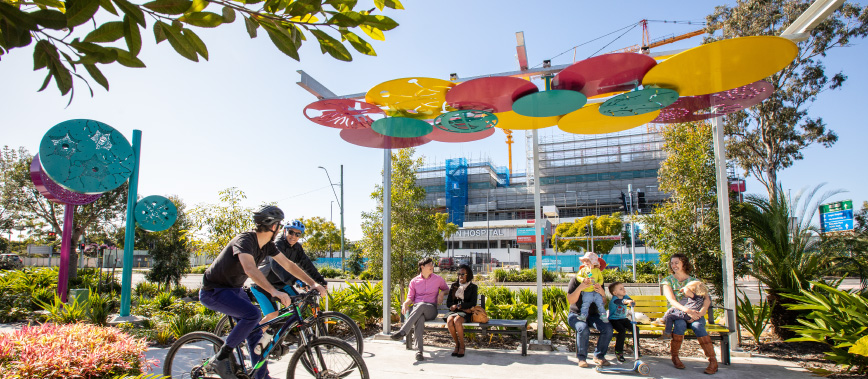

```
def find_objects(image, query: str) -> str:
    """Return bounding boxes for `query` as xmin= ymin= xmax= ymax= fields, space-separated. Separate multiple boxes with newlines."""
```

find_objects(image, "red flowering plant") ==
xmin=0 ymin=323 xmax=157 ymax=378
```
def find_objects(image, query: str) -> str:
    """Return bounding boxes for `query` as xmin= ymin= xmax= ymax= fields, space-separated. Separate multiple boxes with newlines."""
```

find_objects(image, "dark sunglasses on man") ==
xmin=286 ymin=230 xmax=303 ymax=237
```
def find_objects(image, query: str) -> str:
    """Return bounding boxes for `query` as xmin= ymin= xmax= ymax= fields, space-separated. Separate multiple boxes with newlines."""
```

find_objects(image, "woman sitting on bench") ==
xmin=444 ymin=264 xmax=478 ymax=358
xmin=662 ymin=253 xmax=717 ymax=375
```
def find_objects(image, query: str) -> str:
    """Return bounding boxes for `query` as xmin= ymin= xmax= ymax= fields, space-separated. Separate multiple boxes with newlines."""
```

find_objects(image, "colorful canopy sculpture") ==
xmin=303 ymin=36 xmax=797 ymax=148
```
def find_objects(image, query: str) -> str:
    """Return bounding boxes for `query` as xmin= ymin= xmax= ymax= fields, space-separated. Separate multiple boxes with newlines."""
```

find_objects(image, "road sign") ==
xmin=820 ymin=200 xmax=854 ymax=232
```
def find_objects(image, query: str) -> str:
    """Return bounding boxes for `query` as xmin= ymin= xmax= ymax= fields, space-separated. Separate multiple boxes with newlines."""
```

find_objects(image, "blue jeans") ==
xmin=671 ymin=316 xmax=709 ymax=338
xmin=200 ymin=288 xmax=269 ymax=379
xmin=568 ymin=312 xmax=613 ymax=361
xmin=580 ymin=291 xmax=607 ymax=320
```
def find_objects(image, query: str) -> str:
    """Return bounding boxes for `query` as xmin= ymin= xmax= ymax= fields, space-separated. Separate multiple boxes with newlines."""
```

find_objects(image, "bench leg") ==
xmin=521 ymin=328 xmax=527 ymax=356
xmin=721 ymin=334 xmax=731 ymax=365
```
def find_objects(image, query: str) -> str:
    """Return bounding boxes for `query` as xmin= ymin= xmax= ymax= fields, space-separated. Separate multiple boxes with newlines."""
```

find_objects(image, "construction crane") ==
xmin=609 ymin=19 xmax=709 ymax=55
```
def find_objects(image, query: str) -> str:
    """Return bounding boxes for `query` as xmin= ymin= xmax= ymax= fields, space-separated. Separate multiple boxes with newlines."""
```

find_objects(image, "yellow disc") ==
xmin=642 ymin=36 xmax=797 ymax=96
xmin=493 ymin=111 xmax=560 ymax=130
xmin=365 ymin=77 xmax=455 ymax=119
xmin=558 ymin=104 xmax=659 ymax=135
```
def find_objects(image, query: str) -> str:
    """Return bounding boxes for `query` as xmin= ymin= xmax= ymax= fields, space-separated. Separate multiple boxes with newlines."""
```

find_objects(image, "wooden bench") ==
xmin=626 ymin=295 xmax=734 ymax=365
xmin=403 ymin=295 xmax=530 ymax=356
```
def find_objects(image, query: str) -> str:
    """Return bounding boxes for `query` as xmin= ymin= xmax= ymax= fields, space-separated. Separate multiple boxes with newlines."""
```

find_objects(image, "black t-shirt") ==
xmin=567 ymin=276 xmax=602 ymax=317
xmin=259 ymin=236 xmax=327 ymax=287
xmin=202 ymin=231 xmax=279 ymax=290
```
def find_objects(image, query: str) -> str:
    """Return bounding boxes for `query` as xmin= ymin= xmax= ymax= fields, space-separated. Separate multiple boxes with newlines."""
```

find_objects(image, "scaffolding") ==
xmin=444 ymin=158 xmax=468 ymax=226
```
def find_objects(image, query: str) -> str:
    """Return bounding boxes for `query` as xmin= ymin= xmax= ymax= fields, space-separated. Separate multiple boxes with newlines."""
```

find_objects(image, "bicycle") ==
xmin=213 ymin=286 xmax=364 ymax=357
xmin=163 ymin=290 xmax=369 ymax=379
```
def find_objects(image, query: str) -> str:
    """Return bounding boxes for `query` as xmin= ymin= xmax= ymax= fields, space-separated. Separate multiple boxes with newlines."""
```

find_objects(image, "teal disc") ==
xmin=599 ymin=87 xmax=679 ymax=117
xmin=38 ymin=119 xmax=135 ymax=194
xmin=371 ymin=117 xmax=433 ymax=138
xmin=434 ymin=110 xmax=498 ymax=133
xmin=135 ymin=195 xmax=178 ymax=232
xmin=512 ymin=90 xmax=587 ymax=117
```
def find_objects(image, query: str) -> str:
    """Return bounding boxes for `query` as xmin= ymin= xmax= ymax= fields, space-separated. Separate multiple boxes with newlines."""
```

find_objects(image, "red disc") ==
xmin=427 ymin=126 xmax=496 ymax=143
xmin=445 ymin=77 xmax=538 ymax=113
xmin=653 ymin=80 xmax=773 ymax=123
xmin=552 ymin=53 xmax=657 ymax=97
xmin=304 ymin=99 xmax=385 ymax=130
xmin=340 ymin=128 xmax=431 ymax=149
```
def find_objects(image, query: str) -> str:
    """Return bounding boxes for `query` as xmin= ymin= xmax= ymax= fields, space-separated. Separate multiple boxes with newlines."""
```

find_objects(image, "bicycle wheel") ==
xmin=163 ymin=331 xmax=236 ymax=379
xmin=286 ymin=337 xmax=369 ymax=379
xmin=312 ymin=311 xmax=364 ymax=354
xmin=213 ymin=314 xmax=234 ymax=337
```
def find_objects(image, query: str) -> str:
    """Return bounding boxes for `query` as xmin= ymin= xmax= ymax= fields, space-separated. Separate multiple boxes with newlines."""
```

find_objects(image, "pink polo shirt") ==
xmin=407 ymin=273 xmax=448 ymax=304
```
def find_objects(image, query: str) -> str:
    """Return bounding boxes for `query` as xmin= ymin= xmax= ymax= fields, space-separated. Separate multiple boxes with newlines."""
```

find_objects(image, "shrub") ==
xmin=542 ymin=286 xmax=568 ymax=314
xmin=170 ymin=285 xmax=191 ymax=298
xmin=0 ymin=323 xmax=156 ymax=378
xmin=167 ymin=314 xmax=220 ymax=338
xmin=134 ymin=282 xmax=161 ymax=298
xmin=479 ymin=285 xmax=513 ymax=306
xmin=189 ymin=265 xmax=209 ymax=274
xmin=491 ymin=268 xmax=555 ymax=282
xmin=784 ymin=281 xmax=868 ymax=375
xmin=318 ymin=265 xmax=343 ymax=279
xmin=36 ymin=295 xmax=89 ymax=324
xmin=736 ymin=291 xmax=774 ymax=344
xmin=88 ymin=290 xmax=119 ymax=326
xmin=358 ymin=270 xmax=382 ymax=280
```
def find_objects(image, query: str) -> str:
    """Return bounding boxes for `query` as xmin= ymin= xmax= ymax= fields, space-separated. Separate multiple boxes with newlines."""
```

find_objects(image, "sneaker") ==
xmin=390 ymin=331 xmax=406 ymax=341
xmin=205 ymin=354 xmax=237 ymax=379
xmin=578 ymin=360 xmax=589 ymax=368
xmin=415 ymin=352 xmax=424 ymax=361
xmin=577 ymin=314 xmax=587 ymax=322
xmin=616 ymin=353 xmax=626 ymax=362
xmin=600 ymin=315 xmax=609 ymax=323
xmin=593 ymin=357 xmax=612 ymax=366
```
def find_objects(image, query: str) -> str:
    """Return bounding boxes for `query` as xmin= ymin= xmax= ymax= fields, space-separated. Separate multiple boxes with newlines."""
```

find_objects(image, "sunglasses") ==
xmin=457 ymin=273 xmax=467 ymax=277
xmin=286 ymin=230 xmax=303 ymax=237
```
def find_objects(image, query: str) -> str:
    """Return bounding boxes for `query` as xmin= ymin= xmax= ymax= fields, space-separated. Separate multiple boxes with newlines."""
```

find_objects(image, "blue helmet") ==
xmin=285 ymin=220 xmax=305 ymax=233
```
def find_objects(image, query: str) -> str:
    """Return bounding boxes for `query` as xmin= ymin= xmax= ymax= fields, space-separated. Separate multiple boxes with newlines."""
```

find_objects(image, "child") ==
xmin=577 ymin=252 xmax=608 ymax=323
xmin=608 ymin=282 xmax=634 ymax=362
xmin=659 ymin=280 xmax=708 ymax=340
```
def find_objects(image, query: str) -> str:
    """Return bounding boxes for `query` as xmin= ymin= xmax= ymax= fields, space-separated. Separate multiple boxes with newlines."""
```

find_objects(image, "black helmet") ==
xmin=253 ymin=205 xmax=284 ymax=226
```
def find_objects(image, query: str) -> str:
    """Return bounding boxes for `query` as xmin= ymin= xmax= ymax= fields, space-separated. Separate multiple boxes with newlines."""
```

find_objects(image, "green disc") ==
xmin=135 ymin=195 xmax=178 ymax=232
xmin=371 ymin=117 xmax=433 ymax=138
xmin=512 ymin=90 xmax=587 ymax=117
xmin=434 ymin=110 xmax=498 ymax=133
xmin=38 ymin=119 xmax=135 ymax=194
xmin=599 ymin=87 xmax=679 ymax=117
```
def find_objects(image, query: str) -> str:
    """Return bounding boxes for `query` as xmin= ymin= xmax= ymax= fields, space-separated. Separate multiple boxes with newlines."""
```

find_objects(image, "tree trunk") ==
xmin=766 ymin=290 xmax=801 ymax=340
xmin=765 ymin=168 xmax=778 ymax=200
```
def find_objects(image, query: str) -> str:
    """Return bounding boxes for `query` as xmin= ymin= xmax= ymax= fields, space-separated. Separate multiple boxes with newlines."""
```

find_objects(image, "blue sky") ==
xmin=1 ymin=0 xmax=866 ymax=241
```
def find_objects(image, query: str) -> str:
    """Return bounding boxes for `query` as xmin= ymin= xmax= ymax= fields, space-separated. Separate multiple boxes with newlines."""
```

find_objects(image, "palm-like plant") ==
xmin=738 ymin=183 xmax=842 ymax=339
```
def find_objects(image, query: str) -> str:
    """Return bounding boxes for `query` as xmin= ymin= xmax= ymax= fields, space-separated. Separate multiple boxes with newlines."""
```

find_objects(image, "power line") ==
xmin=530 ymin=22 xmax=639 ymax=69
xmin=586 ymin=23 xmax=640 ymax=58
xmin=274 ymin=185 xmax=332 ymax=202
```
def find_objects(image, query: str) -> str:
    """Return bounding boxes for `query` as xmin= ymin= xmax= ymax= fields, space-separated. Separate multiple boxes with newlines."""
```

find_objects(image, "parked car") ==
xmin=438 ymin=257 xmax=455 ymax=271
xmin=0 ymin=253 xmax=23 ymax=270
xmin=455 ymin=256 xmax=472 ymax=268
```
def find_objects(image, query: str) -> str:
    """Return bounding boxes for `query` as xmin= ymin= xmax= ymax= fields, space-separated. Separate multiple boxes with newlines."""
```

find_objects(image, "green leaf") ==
xmin=71 ymin=39 xmax=118 ymax=64
xmin=33 ymin=0 xmax=67 ymax=11
xmin=310 ymin=29 xmax=351 ymax=62
xmin=153 ymin=21 xmax=167 ymax=43
xmin=187 ymin=0 xmax=208 ymax=13
xmin=286 ymin=0 xmax=321 ymax=17
xmin=46 ymin=50 xmax=72 ymax=94
xmin=143 ymin=0 xmax=193 ymax=15
xmin=182 ymin=28 xmax=208 ymax=60
xmin=326 ymin=0 xmax=357 ymax=12
xmin=372 ymin=0 xmax=384 ymax=11
xmin=261 ymin=21 xmax=299 ymax=60
xmin=84 ymin=21 xmax=124 ymax=43
xmin=850 ymin=334 xmax=868 ymax=357
xmin=340 ymin=30 xmax=374 ymax=56
xmin=30 ymin=9 xmax=67 ymax=30
xmin=108 ymin=47 xmax=146 ymax=67
xmin=359 ymin=24 xmax=383 ymax=41
xmin=222 ymin=6 xmax=236 ymax=23
xmin=244 ymin=16 xmax=258 ymax=38
xmin=383 ymin=0 xmax=403 ymax=10
xmin=178 ymin=12 xmax=223 ymax=28
xmin=114 ymin=0 xmax=145 ymax=27
xmin=363 ymin=14 xmax=398 ymax=31
xmin=33 ymin=40 xmax=54 ymax=70
xmin=0 ymin=2 xmax=37 ymax=30
xmin=123 ymin=15 xmax=142 ymax=56
xmin=158 ymin=21 xmax=198 ymax=61
xmin=83 ymin=63 xmax=109 ymax=90
xmin=65 ymin=0 xmax=101 ymax=27
xmin=328 ymin=11 xmax=364 ymax=27
xmin=99 ymin=0 xmax=118 ymax=15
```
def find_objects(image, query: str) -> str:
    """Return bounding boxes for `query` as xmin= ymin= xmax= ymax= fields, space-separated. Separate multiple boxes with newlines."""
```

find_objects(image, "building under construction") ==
xmin=416 ymin=124 xmax=667 ymax=267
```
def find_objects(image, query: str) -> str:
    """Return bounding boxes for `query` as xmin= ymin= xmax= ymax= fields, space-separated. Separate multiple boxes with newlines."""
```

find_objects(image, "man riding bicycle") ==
xmin=199 ymin=206 xmax=327 ymax=379
xmin=250 ymin=220 xmax=328 ymax=338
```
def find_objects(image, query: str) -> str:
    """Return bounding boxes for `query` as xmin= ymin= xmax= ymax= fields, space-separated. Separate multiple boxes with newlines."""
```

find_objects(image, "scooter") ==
xmin=596 ymin=303 xmax=650 ymax=376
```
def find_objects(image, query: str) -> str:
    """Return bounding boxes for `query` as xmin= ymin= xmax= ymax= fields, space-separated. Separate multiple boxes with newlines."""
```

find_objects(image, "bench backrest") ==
xmin=630 ymin=295 xmax=715 ymax=324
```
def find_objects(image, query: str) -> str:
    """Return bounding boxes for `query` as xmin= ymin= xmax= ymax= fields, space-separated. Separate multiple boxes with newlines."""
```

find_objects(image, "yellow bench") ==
xmin=630 ymin=295 xmax=734 ymax=365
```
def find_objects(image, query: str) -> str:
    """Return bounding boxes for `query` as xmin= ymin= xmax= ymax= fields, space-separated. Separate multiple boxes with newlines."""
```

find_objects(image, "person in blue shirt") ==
xmin=608 ymin=281 xmax=634 ymax=362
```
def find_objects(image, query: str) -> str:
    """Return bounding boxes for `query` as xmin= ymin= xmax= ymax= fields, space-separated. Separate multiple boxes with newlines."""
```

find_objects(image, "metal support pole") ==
xmin=382 ymin=149 xmax=392 ymax=334
xmin=532 ymin=127 xmax=544 ymax=345
xmin=120 ymin=130 xmax=141 ymax=317
xmin=628 ymin=184 xmax=636 ymax=282
xmin=590 ymin=219 xmax=595 ymax=253
xmin=340 ymin=164 xmax=345 ymax=272
xmin=712 ymin=116 xmax=739 ymax=351
xmin=58 ymin=203 xmax=75 ymax=302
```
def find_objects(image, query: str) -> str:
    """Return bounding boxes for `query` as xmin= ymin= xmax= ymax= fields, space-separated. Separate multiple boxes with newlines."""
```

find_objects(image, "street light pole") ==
xmin=318 ymin=165 xmax=345 ymax=271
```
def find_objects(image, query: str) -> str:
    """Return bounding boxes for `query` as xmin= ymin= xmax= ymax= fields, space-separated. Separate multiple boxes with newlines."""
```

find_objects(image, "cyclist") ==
xmin=251 ymin=220 xmax=328 ymax=329
xmin=199 ymin=206 xmax=327 ymax=379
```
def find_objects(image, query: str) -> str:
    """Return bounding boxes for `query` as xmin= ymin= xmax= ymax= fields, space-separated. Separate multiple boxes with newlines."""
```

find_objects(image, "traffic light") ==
xmin=79 ymin=243 xmax=85 ymax=252
xmin=637 ymin=191 xmax=647 ymax=211
xmin=619 ymin=192 xmax=627 ymax=210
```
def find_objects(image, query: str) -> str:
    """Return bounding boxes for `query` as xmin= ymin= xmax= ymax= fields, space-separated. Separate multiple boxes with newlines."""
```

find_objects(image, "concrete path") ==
xmin=145 ymin=337 xmax=813 ymax=379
